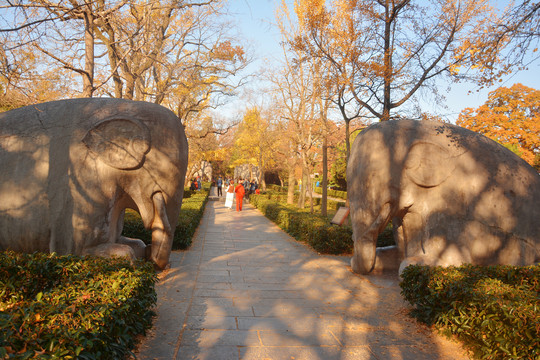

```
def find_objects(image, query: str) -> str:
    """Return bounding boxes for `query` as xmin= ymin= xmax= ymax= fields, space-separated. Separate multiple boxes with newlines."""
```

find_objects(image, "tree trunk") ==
xmin=98 ymin=23 xmax=123 ymax=98
xmin=258 ymin=154 xmax=266 ymax=191
xmin=308 ymin=171 xmax=314 ymax=214
xmin=287 ymin=167 xmax=295 ymax=205
xmin=297 ymin=165 xmax=304 ymax=208
xmin=124 ymin=73 xmax=136 ymax=100
xmin=382 ymin=0 xmax=392 ymax=121
xmin=345 ymin=119 xmax=351 ymax=207
xmin=83 ymin=10 xmax=95 ymax=97
xmin=321 ymin=135 xmax=328 ymax=217
xmin=297 ymin=160 xmax=309 ymax=209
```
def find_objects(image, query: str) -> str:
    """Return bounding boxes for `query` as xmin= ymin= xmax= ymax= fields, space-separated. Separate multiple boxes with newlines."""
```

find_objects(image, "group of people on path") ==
xmin=189 ymin=176 xmax=202 ymax=191
xmin=215 ymin=176 xmax=259 ymax=212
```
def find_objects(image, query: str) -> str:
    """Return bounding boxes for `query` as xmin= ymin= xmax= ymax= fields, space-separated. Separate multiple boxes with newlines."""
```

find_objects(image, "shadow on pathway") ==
xmin=133 ymin=199 xmax=469 ymax=360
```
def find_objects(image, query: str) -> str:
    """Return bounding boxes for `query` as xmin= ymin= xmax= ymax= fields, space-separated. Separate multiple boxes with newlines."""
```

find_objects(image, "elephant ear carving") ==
xmin=83 ymin=119 xmax=151 ymax=170
xmin=404 ymin=141 xmax=454 ymax=188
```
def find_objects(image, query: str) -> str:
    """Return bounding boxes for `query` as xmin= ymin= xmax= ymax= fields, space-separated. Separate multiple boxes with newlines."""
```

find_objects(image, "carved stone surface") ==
xmin=0 ymin=98 xmax=188 ymax=269
xmin=347 ymin=119 xmax=540 ymax=275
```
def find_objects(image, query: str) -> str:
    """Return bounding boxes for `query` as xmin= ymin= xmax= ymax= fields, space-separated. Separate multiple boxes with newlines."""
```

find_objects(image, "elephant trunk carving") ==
xmin=350 ymin=202 xmax=393 ymax=274
xmin=149 ymin=192 xmax=173 ymax=269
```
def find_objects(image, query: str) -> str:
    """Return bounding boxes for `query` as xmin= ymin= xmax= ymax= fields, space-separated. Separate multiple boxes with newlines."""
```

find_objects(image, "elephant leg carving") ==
xmin=149 ymin=192 xmax=173 ymax=270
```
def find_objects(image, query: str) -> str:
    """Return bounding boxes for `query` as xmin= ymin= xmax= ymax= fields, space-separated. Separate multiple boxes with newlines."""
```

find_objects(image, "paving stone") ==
xmin=176 ymin=346 xmax=239 ymax=360
xmin=237 ymin=316 xmax=343 ymax=332
xmin=195 ymin=282 xmax=233 ymax=290
xmin=238 ymin=346 xmax=375 ymax=360
xmin=257 ymin=329 xmax=340 ymax=347
xmin=189 ymin=304 xmax=254 ymax=317
xmin=179 ymin=329 xmax=261 ymax=347
xmin=185 ymin=316 xmax=238 ymax=330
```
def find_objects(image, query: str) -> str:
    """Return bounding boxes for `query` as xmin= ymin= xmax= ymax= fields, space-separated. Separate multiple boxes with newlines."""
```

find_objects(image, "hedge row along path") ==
xmin=134 ymin=188 xmax=469 ymax=360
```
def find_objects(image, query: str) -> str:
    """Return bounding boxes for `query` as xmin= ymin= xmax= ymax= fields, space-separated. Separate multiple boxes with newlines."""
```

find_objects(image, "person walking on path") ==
xmin=234 ymin=179 xmax=245 ymax=211
xmin=225 ymin=181 xmax=235 ymax=209
xmin=217 ymin=176 xmax=223 ymax=197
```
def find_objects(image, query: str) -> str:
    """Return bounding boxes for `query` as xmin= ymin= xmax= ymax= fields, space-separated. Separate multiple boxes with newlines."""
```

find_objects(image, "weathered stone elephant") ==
xmin=0 ymin=98 xmax=188 ymax=269
xmin=347 ymin=119 xmax=540 ymax=275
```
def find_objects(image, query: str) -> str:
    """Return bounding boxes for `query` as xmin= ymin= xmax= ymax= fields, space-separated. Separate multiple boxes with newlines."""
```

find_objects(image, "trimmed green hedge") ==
xmin=250 ymin=191 xmax=394 ymax=254
xmin=173 ymin=186 xmax=210 ymax=249
xmin=250 ymin=194 xmax=353 ymax=254
xmin=122 ymin=185 xmax=210 ymax=250
xmin=261 ymin=186 xmax=346 ymax=211
xmin=0 ymin=252 xmax=157 ymax=359
xmin=313 ymin=186 xmax=348 ymax=200
xmin=266 ymin=184 xmax=285 ymax=192
xmin=267 ymin=184 xmax=348 ymax=201
xmin=400 ymin=264 xmax=540 ymax=360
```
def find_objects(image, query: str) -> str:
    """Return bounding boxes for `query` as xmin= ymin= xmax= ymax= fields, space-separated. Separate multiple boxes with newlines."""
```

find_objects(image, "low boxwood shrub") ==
xmin=313 ymin=187 xmax=348 ymax=200
xmin=0 ymin=251 xmax=157 ymax=359
xmin=400 ymin=264 xmax=540 ymax=360
xmin=123 ymin=185 xmax=210 ymax=250
xmin=173 ymin=188 xmax=209 ymax=249
xmin=266 ymin=184 xmax=286 ymax=193
xmin=304 ymin=196 xmax=345 ymax=211
xmin=251 ymin=193 xmax=350 ymax=255
xmin=267 ymin=184 xmax=348 ymax=202
xmin=251 ymin=191 xmax=393 ymax=254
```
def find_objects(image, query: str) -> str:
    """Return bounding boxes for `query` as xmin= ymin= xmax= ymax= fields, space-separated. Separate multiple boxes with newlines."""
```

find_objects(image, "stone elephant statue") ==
xmin=347 ymin=119 xmax=540 ymax=275
xmin=0 ymin=98 xmax=188 ymax=269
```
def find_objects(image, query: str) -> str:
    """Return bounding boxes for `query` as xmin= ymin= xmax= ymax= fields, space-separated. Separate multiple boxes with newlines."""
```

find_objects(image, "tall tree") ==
xmin=294 ymin=0 xmax=495 ymax=121
xmin=456 ymin=83 xmax=540 ymax=167
xmin=94 ymin=0 xmax=248 ymax=120
xmin=274 ymin=4 xmax=326 ymax=209
xmin=233 ymin=106 xmax=277 ymax=189
xmin=456 ymin=0 xmax=540 ymax=87
xmin=1 ymin=0 xmax=249 ymax=110
xmin=1 ymin=0 xmax=129 ymax=97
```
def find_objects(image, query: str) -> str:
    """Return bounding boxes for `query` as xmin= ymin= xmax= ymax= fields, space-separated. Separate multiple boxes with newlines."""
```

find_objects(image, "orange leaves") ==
xmin=212 ymin=41 xmax=245 ymax=62
xmin=457 ymin=83 xmax=540 ymax=167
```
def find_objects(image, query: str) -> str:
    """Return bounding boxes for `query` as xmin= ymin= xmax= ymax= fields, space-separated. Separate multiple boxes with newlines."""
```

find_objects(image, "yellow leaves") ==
xmin=294 ymin=0 xmax=326 ymax=28
xmin=448 ymin=63 xmax=460 ymax=76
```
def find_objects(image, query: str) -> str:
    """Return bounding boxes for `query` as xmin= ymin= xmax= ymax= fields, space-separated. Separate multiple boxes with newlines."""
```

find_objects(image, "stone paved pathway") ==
xmin=134 ymin=196 xmax=469 ymax=360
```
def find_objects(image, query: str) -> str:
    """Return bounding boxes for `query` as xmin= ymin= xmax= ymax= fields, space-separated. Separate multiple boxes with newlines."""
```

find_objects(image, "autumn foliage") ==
xmin=457 ymin=83 xmax=540 ymax=168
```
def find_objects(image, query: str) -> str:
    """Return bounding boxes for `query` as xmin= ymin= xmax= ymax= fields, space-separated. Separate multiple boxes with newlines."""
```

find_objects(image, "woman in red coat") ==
xmin=234 ymin=179 xmax=245 ymax=211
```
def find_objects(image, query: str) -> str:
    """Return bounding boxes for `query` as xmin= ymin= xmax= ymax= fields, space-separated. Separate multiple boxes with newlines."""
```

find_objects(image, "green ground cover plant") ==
xmin=0 ymin=252 xmax=157 ymax=359
xmin=123 ymin=184 xmax=210 ymax=250
xmin=400 ymin=264 xmax=540 ymax=360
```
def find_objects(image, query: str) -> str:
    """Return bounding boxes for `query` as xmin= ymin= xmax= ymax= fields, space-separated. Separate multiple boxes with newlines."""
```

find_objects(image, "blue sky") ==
xmin=225 ymin=0 xmax=540 ymax=123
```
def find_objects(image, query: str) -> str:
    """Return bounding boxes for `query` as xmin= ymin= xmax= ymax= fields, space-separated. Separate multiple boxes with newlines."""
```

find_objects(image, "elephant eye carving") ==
xmin=405 ymin=141 xmax=454 ymax=188
xmin=83 ymin=118 xmax=151 ymax=170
